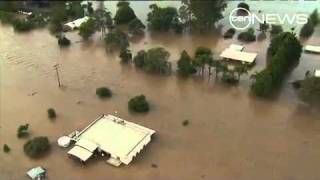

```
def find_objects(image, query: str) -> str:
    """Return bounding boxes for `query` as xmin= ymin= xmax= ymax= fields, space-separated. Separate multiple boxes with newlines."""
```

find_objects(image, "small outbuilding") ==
xmin=67 ymin=114 xmax=155 ymax=166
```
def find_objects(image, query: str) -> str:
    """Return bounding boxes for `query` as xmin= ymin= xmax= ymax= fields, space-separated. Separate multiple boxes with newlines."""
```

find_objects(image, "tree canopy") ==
xmin=79 ymin=18 xmax=96 ymax=40
xmin=128 ymin=18 xmax=146 ymax=35
xmin=128 ymin=95 xmax=150 ymax=113
xmin=177 ymin=50 xmax=196 ymax=76
xmin=114 ymin=1 xmax=136 ymax=24
xmin=147 ymin=4 xmax=180 ymax=32
xmin=181 ymin=0 xmax=227 ymax=32
xmin=24 ymin=137 xmax=50 ymax=158
xmin=104 ymin=28 xmax=129 ymax=50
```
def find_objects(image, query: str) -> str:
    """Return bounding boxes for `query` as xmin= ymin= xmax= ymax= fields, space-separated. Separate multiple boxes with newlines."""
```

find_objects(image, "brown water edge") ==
xmin=1 ymin=24 xmax=320 ymax=180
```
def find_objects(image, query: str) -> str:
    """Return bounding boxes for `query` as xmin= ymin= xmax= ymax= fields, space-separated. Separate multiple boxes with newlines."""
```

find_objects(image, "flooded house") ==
xmin=220 ymin=45 xmax=258 ymax=66
xmin=66 ymin=114 xmax=156 ymax=166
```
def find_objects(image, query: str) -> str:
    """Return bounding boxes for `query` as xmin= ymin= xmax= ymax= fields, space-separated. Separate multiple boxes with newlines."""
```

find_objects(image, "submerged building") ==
xmin=67 ymin=114 xmax=155 ymax=166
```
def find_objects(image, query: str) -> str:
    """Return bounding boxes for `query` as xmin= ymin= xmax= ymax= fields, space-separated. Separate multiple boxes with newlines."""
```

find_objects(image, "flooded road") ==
xmin=1 ymin=1 xmax=320 ymax=180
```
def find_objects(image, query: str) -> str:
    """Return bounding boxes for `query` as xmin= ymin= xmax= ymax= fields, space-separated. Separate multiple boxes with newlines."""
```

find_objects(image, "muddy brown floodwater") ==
xmin=1 ymin=2 xmax=320 ymax=180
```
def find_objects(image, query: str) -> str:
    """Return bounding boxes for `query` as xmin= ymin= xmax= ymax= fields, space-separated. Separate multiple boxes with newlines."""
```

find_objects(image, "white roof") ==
xmin=26 ymin=167 xmax=45 ymax=179
xmin=68 ymin=145 xmax=93 ymax=162
xmin=64 ymin=16 xmax=90 ymax=29
xmin=305 ymin=45 xmax=320 ymax=53
xmin=315 ymin=70 xmax=320 ymax=77
xmin=75 ymin=114 xmax=155 ymax=165
xmin=220 ymin=49 xmax=257 ymax=64
xmin=228 ymin=44 xmax=244 ymax=51
xmin=75 ymin=139 xmax=98 ymax=152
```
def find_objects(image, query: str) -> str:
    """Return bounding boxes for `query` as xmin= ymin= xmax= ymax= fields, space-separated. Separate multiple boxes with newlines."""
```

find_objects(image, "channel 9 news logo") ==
xmin=229 ymin=7 xmax=309 ymax=30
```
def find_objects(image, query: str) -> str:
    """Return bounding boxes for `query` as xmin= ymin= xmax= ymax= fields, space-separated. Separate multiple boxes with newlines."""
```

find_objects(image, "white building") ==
xmin=67 ymin=114 xmax=155 ymax=166
xmin=305 ymin=45 xmax=320 ymax=54
xmin=63 ymin=16 xmax=90 ymax=31
xmin=220 ymin=48 xmax=257 ymax=65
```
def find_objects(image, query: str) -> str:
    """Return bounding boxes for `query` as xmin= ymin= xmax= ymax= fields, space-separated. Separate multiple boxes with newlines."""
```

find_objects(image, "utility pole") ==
xmin=53 ymin=64 xmax=61 ymax=87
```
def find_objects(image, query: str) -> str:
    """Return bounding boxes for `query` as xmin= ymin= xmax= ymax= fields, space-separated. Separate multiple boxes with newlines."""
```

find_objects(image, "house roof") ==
xmin=220 ymin=49 xmax=257 ymax=63
xmin=74 ymin=114 xmax=155 ymax=165
xmin=68 ymin=145 xmax=93 ymax=162
xmin=26 ymin=167 xmax=45 ymax=179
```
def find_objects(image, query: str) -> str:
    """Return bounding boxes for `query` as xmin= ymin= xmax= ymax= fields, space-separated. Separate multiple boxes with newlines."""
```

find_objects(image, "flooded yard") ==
xmin=1 ymin=1 xmax=320 ymax=180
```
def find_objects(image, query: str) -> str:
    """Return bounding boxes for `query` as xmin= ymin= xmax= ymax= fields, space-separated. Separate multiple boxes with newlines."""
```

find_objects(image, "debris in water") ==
xmin=182 ymin=120 xmax=189 ymax=126
xmin=151 ymin=163 xmax=158 ymax=168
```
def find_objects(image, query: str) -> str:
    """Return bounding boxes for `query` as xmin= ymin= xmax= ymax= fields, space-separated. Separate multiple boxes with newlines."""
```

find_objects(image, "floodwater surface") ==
xmin=1 ymin=1 xmax=320 ymax=180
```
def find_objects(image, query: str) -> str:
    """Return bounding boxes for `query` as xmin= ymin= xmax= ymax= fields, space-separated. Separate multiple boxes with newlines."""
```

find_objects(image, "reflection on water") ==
xmin=1 ymin=1 xmax=320 ymax=180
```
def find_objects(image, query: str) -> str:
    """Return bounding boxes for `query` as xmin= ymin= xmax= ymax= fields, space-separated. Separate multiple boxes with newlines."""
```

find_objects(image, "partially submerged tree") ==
xmin=223 ymin=28 xmax=236 ymax=39
xmin=104 ymin=28 xmax=129 ymax=51
xmin=299 ymin=77 xmax=320 ymax=105
xmin=47 ymin=108 xmax=56 ymax=119
xmin=181 ymin=0 xmax=227 ymax=32
xmin=128 ymin=18 xmax=146 ymax=35
xmin=177 ymin=50 xmax=196 ymax=77
xmin=96 ymin=87 xmax=112 ymax=98
xmin=133 ymin=50 xmax=147 ymax=68
xmin=12 ymin=19 xmax=35 ymax=32
xmin=3 ymin=144 xmax=10 ymax=153
xmin=128 ymin=95 xmax=150 ymax=113
xmin=300 ymin=19 xmax=315 ymax=38
xmin=79 ymin=18 xmax=96 ymax=40
xmin=147 ymin=4 xmax=180 ymax=32
xmin=24 ymin=137 xmax=50 ymax=158
xmin=58 ymin=35 xmax=71 ymax=47
xmin=119 ymin=47 xmax=132 ymax=64
xmin=114 ymin=1 xmax=136 ymax=24
xmin=238 ymin=28 xmax=256 ymax=42
xmin=17 ymin=124 xmax=29 ymax=138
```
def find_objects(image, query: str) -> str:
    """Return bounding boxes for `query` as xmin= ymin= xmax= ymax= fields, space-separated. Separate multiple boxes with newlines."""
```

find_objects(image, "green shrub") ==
xmin=17 ymin=124 xmax=29 ymax=138
xmin=238 ymin=28 xmax=256 ymax=42
xmin=223 ymin=28 xmax=236 ymax=39
xmin=119 ymin=47 xmax=132 ymax=64
xmin=96 ymin=87 xmax=112 ymax=98
xmin=128 ymin=95 xmax=150 ymax=113
xmin=3 ymin=144 xmax=10 ymax=153
xmin=24 ymin=137 xmax=50 ymax=158
xmin=128 ymin=18 xmax=145 ymax=35
xmin=47 ymin=108 xmax=56 ymax=119
xmin=13 ymin=19 xmax=35 ymax=32
xmin=58 ymin=36 xmax=71 ymax=47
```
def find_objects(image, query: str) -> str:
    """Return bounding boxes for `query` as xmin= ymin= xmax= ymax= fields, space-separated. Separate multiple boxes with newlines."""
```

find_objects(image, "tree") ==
xmin=96 ymin=87 xmax=112 ymax=98
xmin=133 ymin=50 xmax=147 ymax=68
xmin=13 ymin=19 xmax=35 ymax=32
xmin=310 ymin=9 xmax=319 ymax=26
xmin=234 ymin=64 xmax=248 ymax=80
xmin=93 ymin=3 xmax=113 ymax=36
xmin=223 ymin=28 xmax=236 ymax=39
xmin=58 ymin=36 xmax=71 ymax=47
xmin=300 ymin=19 xmax=314 ymax=38
xmin=3 ymin=144 xmax=10 ymax=153
xmin=142 ymin=47 xmax=171 ymax=74
xmin=24 ymin=137 xmax=50 ymax=158
xmin=128 ymin=18 xmax=146 ymax=35
xmin=270 ymin=24 xmax=283 ymax=35
xmin=238 ymin=28 xmax=256 ymax=42
xmin=114 ymin=1 xmax=136 ymax=24
xmin=182 ymin=0 xmax=227 ymax=32
xmin=237 ymin=2 xmax=250 ymax=11
xmin=49 ymin=4 xmax=68 ymax=34
xmin=147 ymin=4 xmax=180 ymax=32
xmin=251 ymin=69 xmax=273 ymax=97
xmin=104 ymin=28 xmax=129 ymax=51
xmin=66 ymin=2 xmax=84 ymax=19
xmin=177 ymin=50 xmax=196 ymax=76
xmin=79 ymin=18 xmax=95 ymax=40
xmin=299 ymin=77 xmax=320 ymax=105
xmin=47 ymin=108 xmax=56 ymax=119
xmin=194 ymin=47 xmax=213 ymax=76
xmin=128 ymin=95 xmax=150 ymax=113
xmin=119 ymin=47 xmax=132 ymax=64
xmin=17 ymin=124 xmax=29 ymax=138
xmin=259 ymin=21 xmax=269 ymax=33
